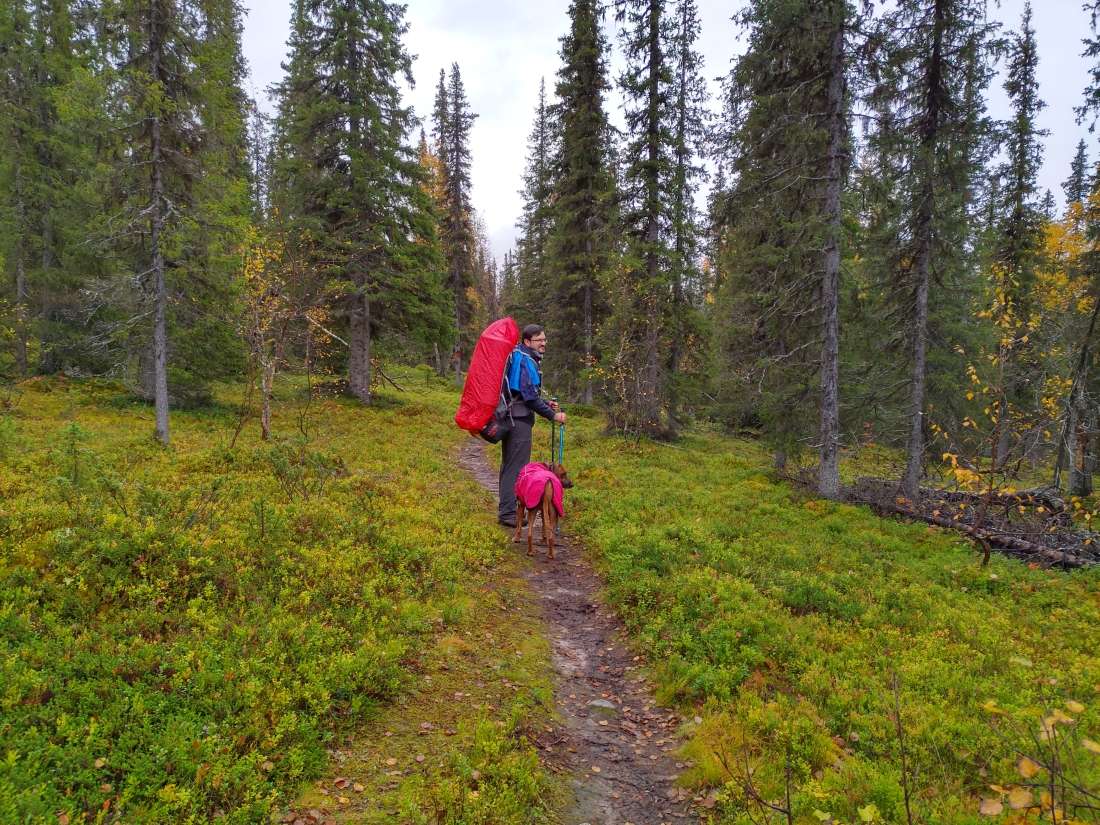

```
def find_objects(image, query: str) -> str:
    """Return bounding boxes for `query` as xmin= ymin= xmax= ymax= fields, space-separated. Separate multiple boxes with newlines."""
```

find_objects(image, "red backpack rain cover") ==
xmin=454 ymin=317 xmax=520 ymax=434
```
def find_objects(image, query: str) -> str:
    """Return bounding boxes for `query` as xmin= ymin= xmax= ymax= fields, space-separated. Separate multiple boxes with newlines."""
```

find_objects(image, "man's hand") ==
xmin=548 ymin=400 xmax=560 ymax=412
xmin=554 ymin=412 xmax=567 ymax=425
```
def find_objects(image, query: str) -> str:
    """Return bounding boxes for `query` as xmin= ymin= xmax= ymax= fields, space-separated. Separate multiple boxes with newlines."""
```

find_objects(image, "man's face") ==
xmin=525 ymin=332 xmax=547 ymax=355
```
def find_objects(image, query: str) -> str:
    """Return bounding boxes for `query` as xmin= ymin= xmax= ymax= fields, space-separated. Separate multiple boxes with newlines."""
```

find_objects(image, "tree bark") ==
xmin=584 ymin=242 xmax=594 ymax=405
xmin=151 ymin=108 xmax=170 ymax=445
xmin=349 ymin=291 xmax=371 ymax=404
xmin=818 ymin=19 xmax=845 ymax=501
xmin=1069 ymin=393 xmax=1093 ymax=497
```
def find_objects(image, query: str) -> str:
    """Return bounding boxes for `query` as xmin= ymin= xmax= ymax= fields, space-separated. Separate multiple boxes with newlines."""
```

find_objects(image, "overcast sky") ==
xmin=242 ymin=0 xmax=1097 ymax=265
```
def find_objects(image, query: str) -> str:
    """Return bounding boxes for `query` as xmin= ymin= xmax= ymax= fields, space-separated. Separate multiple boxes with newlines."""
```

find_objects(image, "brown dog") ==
xmin=514 ymin=462 xmax=573 ymax=559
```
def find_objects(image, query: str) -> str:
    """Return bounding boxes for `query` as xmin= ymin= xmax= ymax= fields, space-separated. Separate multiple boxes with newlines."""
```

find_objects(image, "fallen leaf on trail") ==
xmin=353 ymin=783 xmax=365 ymax=792
xmin=591 ymin=766 xmax=601 ymax=773
xmin=568 ymin=747 xmax=578 ymax=753
xmin=385 ymin=758 xmax=397 ymax=766
xmin=1018 ymin=758 xmax=1040 ymax=779
xmin=1067 ymin=701 xmax=1086 ymax=714
xmin=598 ymin=720 xmax=609 ymax=726
xmin=420 ymin=721 xmax=433 ymax=730
xmin=337 ymin=797 xmax=349 ymax=805
xmin=611 ymin=792 xmax=620 ymax=798
xmin=263 ymin=761 xmax=274 ymax=771
xmin=1008 ymin=788 xmax=1034 ymax=810
xmin=333 ymin=778 xmax=348 ymax=789
xmin=100 ymin=783 xmax=112 ymax=792
xmin=471 ymin=770 xmax=482 ymax=781
xmin=94 ymin=758 xmax=106 ymax=769
xmin=58 ymin=816 xmax=70 ymax=825
xmin=979 ymin=799 xmax=1004 ymax=816
xmin=704 ymin=794 xmax=717 ymax=809
xmin=848 ymin=731 xmax=860 ymax=742
xmin=694 ymin=716 xmax=703 ymax=724
xmin=415 ymin=755 xmax=425 ymax=763
xmin=1082 ymin=740 xmax=1100 ymax=755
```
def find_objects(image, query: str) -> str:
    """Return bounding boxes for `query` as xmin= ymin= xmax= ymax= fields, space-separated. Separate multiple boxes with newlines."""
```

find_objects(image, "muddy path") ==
xmin=459 ymin=439 xmax=703 ymax=825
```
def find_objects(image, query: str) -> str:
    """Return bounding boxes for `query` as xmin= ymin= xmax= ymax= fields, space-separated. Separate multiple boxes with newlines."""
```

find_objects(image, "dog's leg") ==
xmin=544 ymin=482 xmax=556 ymax=559
xmin=514 ymin=500 xmax=523 ymax=545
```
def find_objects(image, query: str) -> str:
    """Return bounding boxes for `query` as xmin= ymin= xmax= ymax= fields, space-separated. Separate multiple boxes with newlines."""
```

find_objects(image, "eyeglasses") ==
xmin=530 ymin=336 xmax=547 ymax=344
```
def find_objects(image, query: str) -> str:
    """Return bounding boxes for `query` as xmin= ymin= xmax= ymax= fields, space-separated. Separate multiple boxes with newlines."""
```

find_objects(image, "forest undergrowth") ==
xmin=559 ymin=417 xmax=1100 ymax=825
xmin=0 ymin=374 xmax=552 ymax=825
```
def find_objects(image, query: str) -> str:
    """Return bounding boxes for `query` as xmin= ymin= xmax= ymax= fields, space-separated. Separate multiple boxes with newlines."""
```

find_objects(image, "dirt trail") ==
xmin=459 ymin=440 xmax=701 ymax=825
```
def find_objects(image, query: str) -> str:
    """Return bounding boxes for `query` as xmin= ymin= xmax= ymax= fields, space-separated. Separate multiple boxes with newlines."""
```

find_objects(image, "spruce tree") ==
xmin=547 ymin=0 xmax=616 ymax=403
xmin=995 ymin=2 xmax=1046 ymax=314
xmin=666 ymin=0 xmax=709 ymax=428
xmin=1064 ymin=139 xmax=1091 ymax=208
xmin=0 ymin=0 xmax=86 ymax=377
xmin=614 ymin=0 xmax=674 ymax=435
xmin=711 ymin=0 xmax=853 ymax=482
xmin=865 ymin=0 xmax=997 ymax=499
xmin=513 ymin=78 xmax=559 ymax=322
xmin=432 ymin=64 xmax=478 ymax=384
xmin=97 ymin=0 xmax=253 ymax=442
xmin=274 ymin=0 xmax=446 ymax=403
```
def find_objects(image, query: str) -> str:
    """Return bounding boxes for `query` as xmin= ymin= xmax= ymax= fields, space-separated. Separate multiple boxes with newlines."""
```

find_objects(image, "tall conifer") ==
xmin=513 ymin=78 xmax=559 ymax=321
xmin=712 ymin=0 xmax=853 ymax=481
xmin=431 ymin=64 xmax=478 ymax=383
xmin=548 ymin=0 xmax=616 ymax=402
xmin=614 ymin=0 xmax=674 ymax=435
xmin=274 ymin=0 xmax=445 ymax=403
xmin=865 ymin=0 xmax=996 ymax=498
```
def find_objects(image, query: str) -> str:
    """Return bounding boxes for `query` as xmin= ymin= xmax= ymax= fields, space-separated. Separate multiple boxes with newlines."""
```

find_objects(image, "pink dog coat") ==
xmin=515 ymin=463 xmax=564 ymax=517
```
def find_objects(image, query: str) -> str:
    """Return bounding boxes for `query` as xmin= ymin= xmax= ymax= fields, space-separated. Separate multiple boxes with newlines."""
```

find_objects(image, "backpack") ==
xmin=454 ymin=318 xmax=520 ymax=439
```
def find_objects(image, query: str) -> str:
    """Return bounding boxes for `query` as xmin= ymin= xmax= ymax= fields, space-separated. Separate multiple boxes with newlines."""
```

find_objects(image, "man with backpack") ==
xmin=497 ymin=324 xmax=568 ymax=527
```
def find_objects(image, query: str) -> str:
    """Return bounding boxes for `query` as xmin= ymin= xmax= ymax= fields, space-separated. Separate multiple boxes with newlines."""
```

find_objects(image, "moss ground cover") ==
xmin=559 ymin=419 xmax=1100 ymax=824
xmin=0 ymin=375 xmax=551 ymax=824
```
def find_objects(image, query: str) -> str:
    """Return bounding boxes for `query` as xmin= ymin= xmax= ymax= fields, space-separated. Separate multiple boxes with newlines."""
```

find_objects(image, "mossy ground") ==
xmin=555 ymin=417 xmax=1100 ymax=825
xmin=0 ymin=373 xmax=557 ymax=825
xmin=7 ymin=374 xmax=1100 ymax=825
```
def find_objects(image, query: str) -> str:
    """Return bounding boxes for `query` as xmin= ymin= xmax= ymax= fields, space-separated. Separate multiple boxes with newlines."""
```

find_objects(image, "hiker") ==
xmin=497 ymin=324 xmax=567 ymax=527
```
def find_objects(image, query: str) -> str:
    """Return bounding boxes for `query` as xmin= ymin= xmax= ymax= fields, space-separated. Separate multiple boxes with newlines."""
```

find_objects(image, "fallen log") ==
xmin=848 ymin=491 xmax=1095 ymax=569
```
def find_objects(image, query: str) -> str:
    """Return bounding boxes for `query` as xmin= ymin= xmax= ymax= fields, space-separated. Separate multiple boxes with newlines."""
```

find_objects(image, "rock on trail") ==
xmin=459 ymin=440 xmax=701 ymax=825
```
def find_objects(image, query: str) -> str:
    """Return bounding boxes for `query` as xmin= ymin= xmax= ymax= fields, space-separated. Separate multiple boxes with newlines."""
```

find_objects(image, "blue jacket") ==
xmin=507 ymin=345 xmax=555 ymax=421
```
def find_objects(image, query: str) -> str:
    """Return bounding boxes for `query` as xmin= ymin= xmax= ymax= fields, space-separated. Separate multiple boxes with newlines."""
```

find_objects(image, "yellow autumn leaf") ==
xmin=1081 ymin=739 xmax=1100 ymax=755
xmin=1066 ymin=701 xmax=1085 ymax=714
xmin=1008 ymin=787 xmax=1034 ymax=810
xmin=1018 ymin=757 xmax=1040 ymax=779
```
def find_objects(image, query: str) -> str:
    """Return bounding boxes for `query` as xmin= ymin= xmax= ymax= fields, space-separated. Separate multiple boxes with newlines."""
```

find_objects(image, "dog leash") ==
xmin=550 ymin=397 xmax=563 ymax=535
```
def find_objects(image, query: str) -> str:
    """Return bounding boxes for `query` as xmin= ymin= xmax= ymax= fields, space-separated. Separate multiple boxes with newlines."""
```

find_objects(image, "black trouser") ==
xmin=498 ymin=417 xmax=533 ymax=522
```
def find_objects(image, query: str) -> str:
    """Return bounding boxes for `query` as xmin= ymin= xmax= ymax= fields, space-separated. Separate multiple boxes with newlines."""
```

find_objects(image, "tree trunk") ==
xmin=901 ymin=215 xmax=931 ymax=500
xmin=261 ymin=359 xmax=275 ymax=440
xmin=14 ymin=221 xmax=27 ymax=378
xmin=584 ymin=243 xmax=593 ymax=405
xmin=1069 ymin=389 xmax=1094 ymax=497
xmin=148 ymin=3 xmax=170 ymax=446
xmin=818 ymin=20 xmax=845 ymax=501
xmin=151 ymin=112 xmax=170 ymax=446
xmin=349 ymin=291 xmax=371 ymax=404
xmin=13 ymin=140 xmax=27 ymax=377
